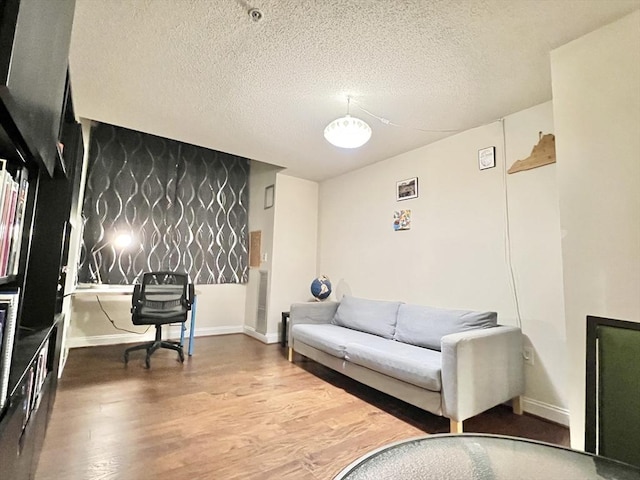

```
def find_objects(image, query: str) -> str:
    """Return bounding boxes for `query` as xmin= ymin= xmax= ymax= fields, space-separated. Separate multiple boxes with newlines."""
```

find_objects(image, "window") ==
xmin=78 ymin=123 xmax=249 ymax=284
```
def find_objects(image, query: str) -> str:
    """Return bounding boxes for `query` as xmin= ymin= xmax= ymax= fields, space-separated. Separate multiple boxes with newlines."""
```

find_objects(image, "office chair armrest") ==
xmin=186 ymin=284 xmax=195 ymax=309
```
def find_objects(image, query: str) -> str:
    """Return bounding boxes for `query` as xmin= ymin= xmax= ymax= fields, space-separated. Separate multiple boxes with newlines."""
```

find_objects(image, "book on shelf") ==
xmin=0 ymin=179 xmax=19 ymax=277
xmin=0 ymin=289 xmax=20 ymax=412
xmin=31 ymin=341 xmax=49 ymax=412
xmin=0 ymin=307 xmax=5 ymax=383
xmin=0 ymin=160 xmax=8 ymax=262
xmin=0 ymin=160 xmax=28 ymax=277
xmin=22 ymin=364 xmax=35 ymax=429
xmin=7 ymin=166 xmax=28 ymax=276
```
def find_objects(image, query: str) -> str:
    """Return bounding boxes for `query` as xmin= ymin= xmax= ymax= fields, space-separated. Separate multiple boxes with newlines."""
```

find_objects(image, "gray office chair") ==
xmin=124 ymin=271 xmax=194 ymax=368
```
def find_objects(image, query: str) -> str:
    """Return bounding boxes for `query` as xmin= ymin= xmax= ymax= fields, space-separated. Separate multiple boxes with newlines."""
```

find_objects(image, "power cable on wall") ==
xmin=500 ymin=118 xmax=523 ymax=330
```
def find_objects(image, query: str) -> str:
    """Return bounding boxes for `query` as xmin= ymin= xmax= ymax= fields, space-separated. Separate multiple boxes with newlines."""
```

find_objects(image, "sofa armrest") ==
xmin=289 ymin=301 xmax=339 ymax=349
xmin=440 ymin=325 xmax=524 ymax=422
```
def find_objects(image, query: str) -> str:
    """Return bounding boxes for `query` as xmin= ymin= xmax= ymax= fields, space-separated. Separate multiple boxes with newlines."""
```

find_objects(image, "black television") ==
xmin=0 ymin=0 xmax=75 ymax=175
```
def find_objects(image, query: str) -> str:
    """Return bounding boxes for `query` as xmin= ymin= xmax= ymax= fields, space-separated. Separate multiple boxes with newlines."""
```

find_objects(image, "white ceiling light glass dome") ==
xmin=324 ymin=97 xmax=372 ymax=149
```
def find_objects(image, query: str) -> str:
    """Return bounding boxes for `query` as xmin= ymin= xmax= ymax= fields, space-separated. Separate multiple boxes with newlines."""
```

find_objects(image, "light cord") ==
xmin=350 ymin=99 xmax=461 ymax=133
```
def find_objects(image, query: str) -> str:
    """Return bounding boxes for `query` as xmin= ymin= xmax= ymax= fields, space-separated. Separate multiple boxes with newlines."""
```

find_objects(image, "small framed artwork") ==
xmin=264 ymin=184 xmax=274 ymax=209
xmin=396 ymin=177 xmax=418 ymax=201
xmin=393 ymin=210 xmax=411 ymax=231
xmin=478 ymin=146 xmax=496 ymax=170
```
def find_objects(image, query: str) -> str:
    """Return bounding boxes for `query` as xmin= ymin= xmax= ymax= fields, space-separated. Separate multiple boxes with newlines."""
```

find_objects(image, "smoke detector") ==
xmin=248 ymin=8 xmax=263 ymax=22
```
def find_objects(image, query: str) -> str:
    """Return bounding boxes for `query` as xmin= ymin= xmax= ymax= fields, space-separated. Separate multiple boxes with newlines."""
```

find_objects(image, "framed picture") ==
xmin=478 ymin=146 xmax=496 ymax=170
xmin=396 ymin=177 xmax=418 ymax=201
xmin=264 ymin=185 xmax=274 ymax=209
xmin=393 ymin=210 xmax=411 ymax=231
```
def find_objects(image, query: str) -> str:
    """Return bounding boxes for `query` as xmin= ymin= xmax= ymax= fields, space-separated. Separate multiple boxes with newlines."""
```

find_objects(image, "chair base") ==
xmin=124 ymin=325 xmax=185 ymax=368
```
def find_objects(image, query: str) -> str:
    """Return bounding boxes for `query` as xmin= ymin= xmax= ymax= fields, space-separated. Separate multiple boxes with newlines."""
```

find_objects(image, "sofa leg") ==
xmin=512 ymin=396 xmax=524 ymax=415
xmin=450 ymin=419 xmax=463 ymax=433
xmin=288 ymin=347 xmax=294 ymax=362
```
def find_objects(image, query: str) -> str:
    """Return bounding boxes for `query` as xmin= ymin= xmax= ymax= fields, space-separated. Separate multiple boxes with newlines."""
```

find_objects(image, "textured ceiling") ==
xmin=68 ymin=0 xmax=639 ymax=181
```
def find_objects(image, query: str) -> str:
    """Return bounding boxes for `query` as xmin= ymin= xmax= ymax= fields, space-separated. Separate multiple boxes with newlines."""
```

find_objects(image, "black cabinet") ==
xmin=0 ymin=0 xmax=77 ymax=478
xmin=0 ymin=325 xmax=58 ymax=480
xmin=0 ymin=0 xmax=76 ymax=176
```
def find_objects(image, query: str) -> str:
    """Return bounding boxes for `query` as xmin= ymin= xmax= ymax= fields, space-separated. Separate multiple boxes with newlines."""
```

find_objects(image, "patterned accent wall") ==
xmin=78 ymin=123 xmax=249 ymax=284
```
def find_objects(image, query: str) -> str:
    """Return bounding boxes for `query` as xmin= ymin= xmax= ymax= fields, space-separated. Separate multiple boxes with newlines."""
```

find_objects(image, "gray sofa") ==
xmin=288 ymin=295 xmax=525 ymax=433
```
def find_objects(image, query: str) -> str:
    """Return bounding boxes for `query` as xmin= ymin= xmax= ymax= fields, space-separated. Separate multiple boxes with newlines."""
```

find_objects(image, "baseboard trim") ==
xmin=243 ymin=326 xmax=279 ymax=344
xmin=522 ymin=396 xmax=570 ymax=427
xmin=67 ymin=325 xmax=244 ymax=349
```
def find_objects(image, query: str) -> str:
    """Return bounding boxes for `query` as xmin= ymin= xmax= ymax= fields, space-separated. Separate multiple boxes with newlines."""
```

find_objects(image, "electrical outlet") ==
xmin=523 ymin=346 xmax=534 ymax=366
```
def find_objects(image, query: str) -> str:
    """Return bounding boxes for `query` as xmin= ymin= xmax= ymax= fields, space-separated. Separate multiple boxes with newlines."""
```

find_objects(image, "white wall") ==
xmin=318 ymin=101 xmax=568 ymax=423
xmin=244 ymin=161 xmax=279 ymax=340
xmin=551 ymin=10 xmax=640 ymax=448
xmin=244 ymin=167 xmax=320 ymax=343
xmin=68 ymin=284 xmax=247 ymax=347
xmin=504 ymin=104 xmax=568 ymax=421
xmin=269 ymin=173 xmax=319 ymax=338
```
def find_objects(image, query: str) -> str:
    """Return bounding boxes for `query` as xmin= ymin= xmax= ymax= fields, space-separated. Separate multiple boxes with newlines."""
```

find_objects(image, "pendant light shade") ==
xmin=324 ymin=97 xmax=372 ymax=149
xmin=324 ymin=115 xmax=372 ymax=149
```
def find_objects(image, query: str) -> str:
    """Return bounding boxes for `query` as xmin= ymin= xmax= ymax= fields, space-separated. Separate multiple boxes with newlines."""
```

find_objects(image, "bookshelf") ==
xmin=0 ymin=1 xmax=77 ymax=479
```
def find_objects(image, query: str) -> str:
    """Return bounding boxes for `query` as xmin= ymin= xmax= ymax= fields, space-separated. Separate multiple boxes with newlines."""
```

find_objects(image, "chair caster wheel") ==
xmin=145 ymin=357 xmax=151 ymax=369
xmin=124 ymin=353 xmax=129 ymax=364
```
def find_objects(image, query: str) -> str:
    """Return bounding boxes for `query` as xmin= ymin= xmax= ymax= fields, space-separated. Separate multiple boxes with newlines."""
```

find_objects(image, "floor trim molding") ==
xmin=522 ymin=396 xmax=570 ymax=426
xmin=243 ymin=326 xmax=279 ymax=344
xmin=67 ymin=326 xmax=244 ymax=349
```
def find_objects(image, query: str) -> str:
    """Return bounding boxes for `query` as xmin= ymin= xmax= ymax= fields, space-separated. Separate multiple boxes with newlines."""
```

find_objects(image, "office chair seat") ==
xmin=124 ymin=271 xmax=194 ymax=368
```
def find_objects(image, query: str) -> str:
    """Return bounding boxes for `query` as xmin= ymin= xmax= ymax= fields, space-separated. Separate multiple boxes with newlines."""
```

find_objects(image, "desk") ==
xmin=334 ymin=434 xmax=640 ymax=480
xmin=72 ymin=285 xmax=197 ymax=356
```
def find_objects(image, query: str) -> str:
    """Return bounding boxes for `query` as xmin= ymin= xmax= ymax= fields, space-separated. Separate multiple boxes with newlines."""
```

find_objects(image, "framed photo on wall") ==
xmin=396 ymin=177 xmax=418 ymax=201
xmin=264 ymin=185 xmax=274 ymax=209
xmin=478 ymin=146 xmax=496 ymax=170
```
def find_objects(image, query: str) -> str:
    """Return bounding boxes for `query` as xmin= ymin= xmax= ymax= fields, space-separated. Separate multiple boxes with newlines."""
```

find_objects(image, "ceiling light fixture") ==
xmin=324 ymin=97 xmax=372 ymax=149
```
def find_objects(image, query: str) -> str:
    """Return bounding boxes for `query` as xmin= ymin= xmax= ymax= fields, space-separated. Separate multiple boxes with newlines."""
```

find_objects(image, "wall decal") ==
xmin=508 ymin=132 xmax=556 ymax=174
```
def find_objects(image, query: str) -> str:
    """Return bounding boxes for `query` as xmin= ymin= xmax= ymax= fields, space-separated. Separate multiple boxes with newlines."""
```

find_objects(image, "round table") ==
xmin=334 ymin=434 xmax=640 ymax=480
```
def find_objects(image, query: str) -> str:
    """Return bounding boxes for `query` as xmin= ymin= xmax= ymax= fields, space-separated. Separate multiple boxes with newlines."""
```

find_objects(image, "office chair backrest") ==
xmin=133 ymin=271 xmax=193 ymax=321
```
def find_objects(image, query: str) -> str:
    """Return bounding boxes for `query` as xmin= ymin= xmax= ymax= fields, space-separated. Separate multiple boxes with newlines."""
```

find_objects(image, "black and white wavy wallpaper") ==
xmin=78 ymin=123 xmax=249 ymax=284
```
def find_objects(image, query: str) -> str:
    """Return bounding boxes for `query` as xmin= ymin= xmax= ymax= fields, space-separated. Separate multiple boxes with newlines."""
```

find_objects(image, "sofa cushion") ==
xmin=292 ymin=323 xmax=379 ymax=358
xmin=331 ymin=295 xmax=401 ymax=339
xmin=394 ymin=304 xmax=497 ymax=351
xmin=345 ymin=336 xmax=442 ymax=391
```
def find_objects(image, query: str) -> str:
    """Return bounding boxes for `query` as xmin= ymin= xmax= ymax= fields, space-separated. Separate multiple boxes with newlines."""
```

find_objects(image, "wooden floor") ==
xmin=35 ymin=334 xmax=569 ymax=480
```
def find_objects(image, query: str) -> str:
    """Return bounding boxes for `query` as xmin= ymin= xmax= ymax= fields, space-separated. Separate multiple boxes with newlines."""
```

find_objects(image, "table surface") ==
xmin=334 ymin=434 xmax=640 ymax=480
xmin=73 ymin=284 xmax=135 ymax=295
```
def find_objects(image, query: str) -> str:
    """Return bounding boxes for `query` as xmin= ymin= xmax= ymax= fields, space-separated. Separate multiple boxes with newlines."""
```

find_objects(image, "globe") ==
xmin=310 ymin=275 xmax=332 ymax=301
